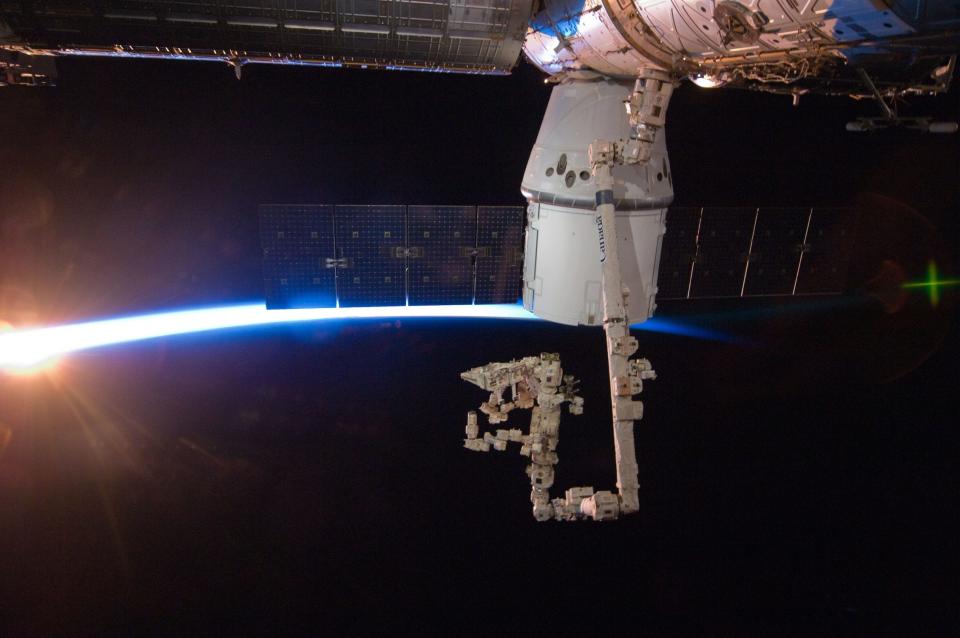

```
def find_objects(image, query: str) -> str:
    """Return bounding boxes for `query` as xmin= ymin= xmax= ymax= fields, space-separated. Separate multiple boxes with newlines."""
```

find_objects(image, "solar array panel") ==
xmin=259 ymin=204 xmax=524 ymax=309
xmin=689 ymin=207 xmax=756 ymax=299
xmin=655 ymin=207 xmax=699 ymax=300
xmin=475 ymin=206 xmax=525 ymax=304
xmin=260 ymin=205 xmax=855 ymax=310
xmin=744 ymin=208 xmax=810 ymax=296
xmin=260 ymin=205 xmax=336 ymax=310
xmin=335 ymin=205 xmax=407 ymax=307
xmin=657 ymin=207 xmax=857 ymax=300
xmin=407 ymin=206 xmax=477 ymax=305
xmin=794 ymin=209 xmax=857 ymax=295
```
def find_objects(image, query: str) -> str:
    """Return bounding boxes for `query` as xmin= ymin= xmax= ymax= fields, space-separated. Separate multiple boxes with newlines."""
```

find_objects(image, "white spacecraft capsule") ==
xmin=520 ymin=79 xmax=671 ymax=326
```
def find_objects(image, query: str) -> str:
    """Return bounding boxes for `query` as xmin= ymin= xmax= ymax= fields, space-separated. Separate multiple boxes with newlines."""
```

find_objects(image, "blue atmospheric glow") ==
xmin=0 ymin=303 xmax=724 ymax=372
xmin=634 ymin=317 xmax=730 ymax=341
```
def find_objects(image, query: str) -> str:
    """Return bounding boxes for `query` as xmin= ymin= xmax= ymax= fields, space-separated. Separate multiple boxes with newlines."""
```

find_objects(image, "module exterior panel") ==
xmin=259 ymin=205 xmax=336 ymax=309
xmin=475 ymin=206 xmax=524 ymax=304
xmin=335 ymin=205 xmax=406 ymax=307
xmin=656 ymin=207 xmax=701 ymax=300
xmin=689 ymin=207 xmax=755 ymax=298
xmin=407 ymin=206 xmax=477 ymax=305
xmin=743 ymin=208 xmax=809 ymax=297
xmin=795 ymin=208 xmax=856 ymax=295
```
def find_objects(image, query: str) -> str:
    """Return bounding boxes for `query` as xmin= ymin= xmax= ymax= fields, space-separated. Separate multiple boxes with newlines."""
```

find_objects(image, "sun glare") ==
xmin=0 ymin=321 xmax=60 ymax=376
xmin=2 ymin=357 xmax=61 ymax=377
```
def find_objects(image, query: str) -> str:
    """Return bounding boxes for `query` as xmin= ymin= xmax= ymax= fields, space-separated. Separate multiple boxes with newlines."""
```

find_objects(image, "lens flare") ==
xmin=901 ymin=261 xmax=960 ymax=307
xmin=0 ymin=302 xmax=725 ymax=373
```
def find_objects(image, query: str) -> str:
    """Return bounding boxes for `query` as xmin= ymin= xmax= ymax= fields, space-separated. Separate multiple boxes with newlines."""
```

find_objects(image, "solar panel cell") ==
xmin=407 ymin=206 xmax=477 ymax=305
xmin=259 ymin=205 xmax=337 ymax=309
xmin=335 ymin=205 xmax=407 ymax=307
xmin=656 ymin=207 xmax=700 ymax=300
xmin=743 ymin=208 xmax=809 ymax=297
xmin=689 ymin=207 xmax=755 ymax=298
xmin=795 ymin=208 xmax=856 ymax=295
xmin=475 ymin=206 xmax=524 ymax=304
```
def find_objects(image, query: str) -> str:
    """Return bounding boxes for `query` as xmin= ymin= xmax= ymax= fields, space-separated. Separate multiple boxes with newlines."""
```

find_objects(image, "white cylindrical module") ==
xmin=522 ymin=0 xmax=919 ymax=82
xmin=520 ymin=79 xmax=672 ymax=327
xmin=522 ymin=0 xmax=674 ymax=78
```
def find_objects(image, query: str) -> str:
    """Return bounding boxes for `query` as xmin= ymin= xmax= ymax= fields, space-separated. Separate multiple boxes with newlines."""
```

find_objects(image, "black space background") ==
xmin=0 ymin=59 xmax=958 ymax=635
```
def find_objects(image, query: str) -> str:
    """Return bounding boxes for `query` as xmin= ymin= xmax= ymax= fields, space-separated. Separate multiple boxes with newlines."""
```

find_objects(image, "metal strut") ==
xmin=856 ymin=67 xmax=896 ymax=119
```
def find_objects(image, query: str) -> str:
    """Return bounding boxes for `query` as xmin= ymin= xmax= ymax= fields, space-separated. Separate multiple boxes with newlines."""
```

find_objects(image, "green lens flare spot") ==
xmin=901 ymin=261 xmax=960 ymax=307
